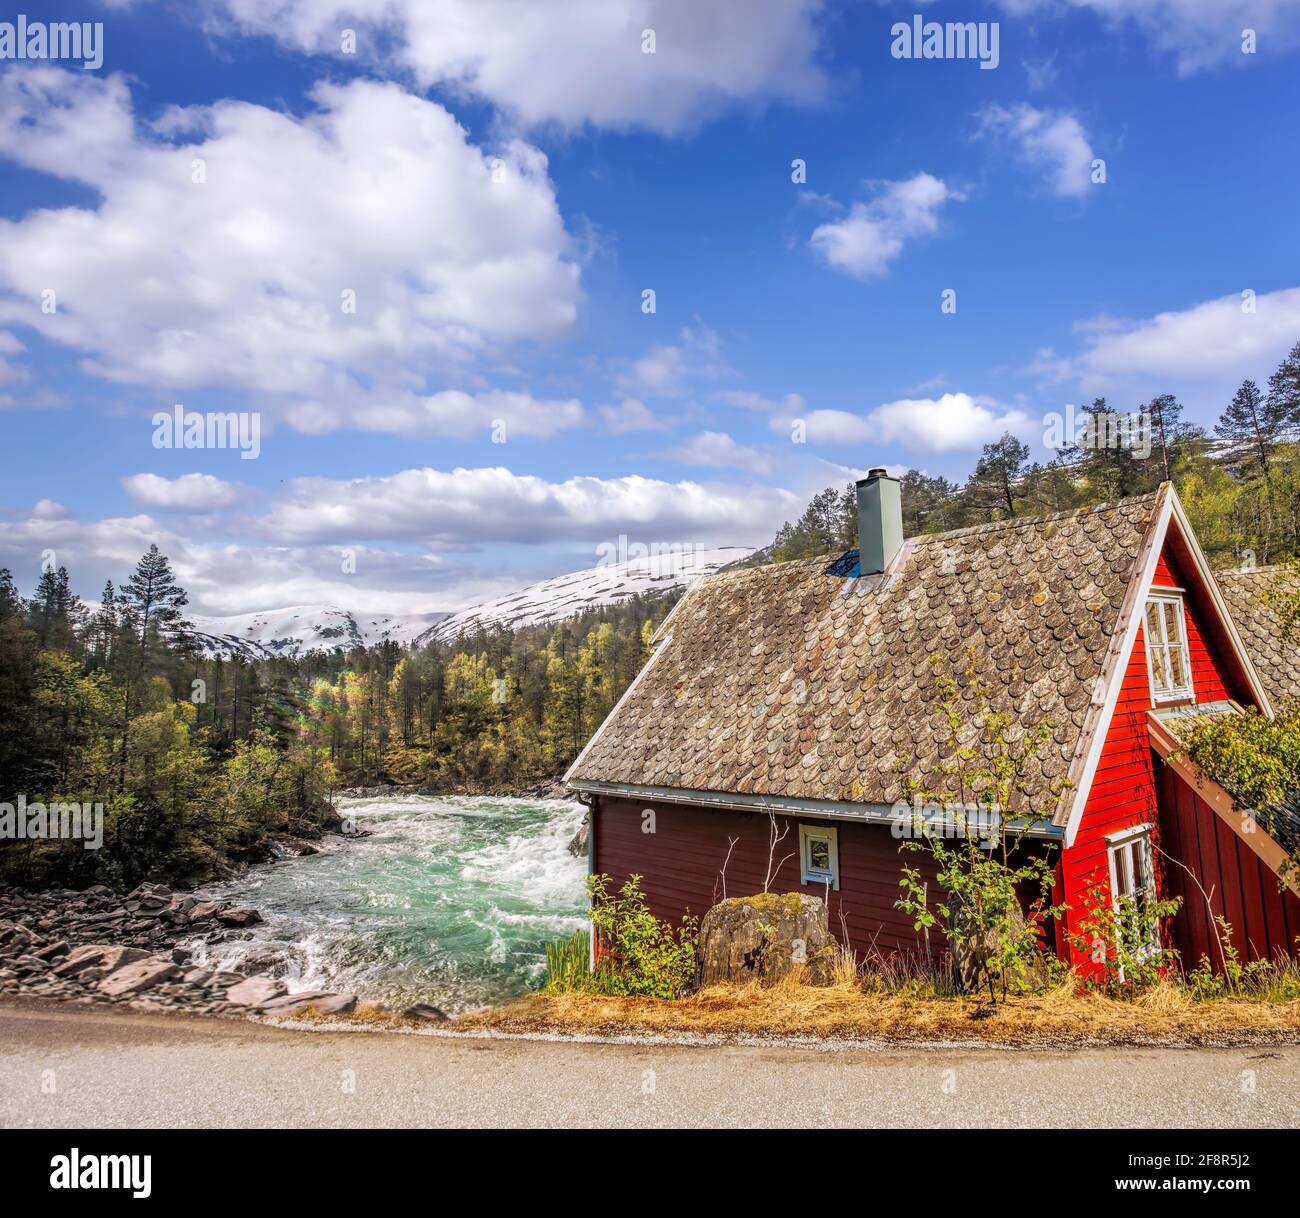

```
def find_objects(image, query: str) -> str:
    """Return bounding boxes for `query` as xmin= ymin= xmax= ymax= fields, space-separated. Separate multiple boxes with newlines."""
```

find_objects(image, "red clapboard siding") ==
xmin=592 ymin=794 xmax=948 ymax=961
xmin=1156 ymin=764 xmax=1300 ymax=966
xmin=1062 ymin=538 xmax=1284 ymax=968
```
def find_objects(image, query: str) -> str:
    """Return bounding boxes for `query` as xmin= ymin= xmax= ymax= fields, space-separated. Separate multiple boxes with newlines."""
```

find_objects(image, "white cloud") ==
xmin=666 ymin=431 xmax=774 ymax=475
xmin=122 ymin=473 xmax=240 ymax=512
xmin=994 ymin=1 xmax=1300 ymax=75
xmin=1076 ymin=286 xmax=1300 ymax=380
xmin=809 ymin=174 xmax=963 ymax=279
xmin=978 ymin=104 xmax=1096 ymax=198
xmin=261 ymin=466 xmax=798 ymax=548
xmin=617 ymin=325 xmax=732 ymax=397
xmin=775 ymin=394 xmax=1030 ymax=454
xmin=717 ymin=389 xmax=805 ymax=414
xmin=285 ymin=389 xmax=584 ymax=439
xmin=599 ymin=398 xmax=672 ymax=433
xmin=770 ymin=408 xmax=872 ymax=445
xmin=210 ymin=0 xmax=828 ymax=133
xmin=868 ymin=393 xmax=1032 ymax=453
xmin=0 ymin=69 xmax=581 ymax=434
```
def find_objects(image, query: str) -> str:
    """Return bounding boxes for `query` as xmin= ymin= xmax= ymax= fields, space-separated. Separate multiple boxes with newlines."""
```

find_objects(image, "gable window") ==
xmin=1144 ymin=591 xmax=1193 ymax=703
xmin=1107 ymin=825 xmax=1160 ymax=961
xmin=799 ymin=823 xmax=839 ymax=891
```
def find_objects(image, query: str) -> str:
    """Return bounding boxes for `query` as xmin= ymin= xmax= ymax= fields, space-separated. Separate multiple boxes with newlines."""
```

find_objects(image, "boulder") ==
xmin=225 ymin=976 xmax=286 ymax=1007
xmin=260 ymin=991 xmax=357 ymax=1017
xmin=403 ymin=1002 xmax=449 ymax=1023
xmin=97 ymin=958 xmax=180 ymax=997
xmin=698 ymin=892 xmax=835 ymax=987
xmin=239 ymin=948 xmax=289 ymax=977
xmin=187 ymin=901 xmax=224 ymax=923
xmin=217 ymin=907 xmax=262 ymax=928
xmin=54 ymin=944 xmax=149 ymax=978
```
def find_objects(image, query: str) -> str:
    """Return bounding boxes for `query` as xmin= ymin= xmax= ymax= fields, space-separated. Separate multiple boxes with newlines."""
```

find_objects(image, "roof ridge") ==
xmin=701 ymin=489 xmax=1165 ymax=584
xmin=914 ymin=489 xmax=1163 ymax=546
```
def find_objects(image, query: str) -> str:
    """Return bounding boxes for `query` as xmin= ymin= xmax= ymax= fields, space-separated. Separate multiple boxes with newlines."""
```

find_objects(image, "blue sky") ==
xmin=2 ymin=0 xmax=1299 ymax=616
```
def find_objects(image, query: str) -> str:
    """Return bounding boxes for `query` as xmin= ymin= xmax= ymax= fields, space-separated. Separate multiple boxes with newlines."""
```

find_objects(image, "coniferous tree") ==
xmin=1265 ymin=339 xmax=1300 ymax=436
xmin=1216 ymin=379 xmax=1277 ymax=485
xmin=966 ymin=433 xmax=1030 ymax=520
xmin=122 ymin=544 xmax=190 ymax=652
xmin=1145 ymin=393 xmax=1193 ymax=484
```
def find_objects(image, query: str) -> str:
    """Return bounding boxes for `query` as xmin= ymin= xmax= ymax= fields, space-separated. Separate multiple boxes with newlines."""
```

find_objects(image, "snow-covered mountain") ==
xmin=415 ymin=545 xmax=754 ymax=645
xmin=184 ymin=545 xmax=753 ymax=656
xmin=185 ymin=605 xmax=448 ymax=659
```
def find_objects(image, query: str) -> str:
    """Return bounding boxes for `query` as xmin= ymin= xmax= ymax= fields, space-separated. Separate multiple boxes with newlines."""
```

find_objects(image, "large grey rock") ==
xmin=403 ymin=1002 xmax=449 ymax=1023
xmin=97 ymin=958 xmax=180 ymax=997
xmin=225 ymin=976 xmax=286 ymax=1007
xmin=54 ymin=944 xmax=148 ymax=978
xmin=698 ymin=892 xmax=835 ymax=987
xmin=260 ymin=991 xmax=357 ymax=1016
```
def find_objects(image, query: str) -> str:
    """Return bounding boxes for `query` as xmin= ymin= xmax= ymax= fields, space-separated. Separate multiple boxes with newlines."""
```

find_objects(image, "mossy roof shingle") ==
xmin=569 ymin=492 xmax=1164 ymax=814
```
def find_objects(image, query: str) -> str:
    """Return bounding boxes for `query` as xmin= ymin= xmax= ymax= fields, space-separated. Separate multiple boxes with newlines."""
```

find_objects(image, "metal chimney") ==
xmin=856 ymin=468 xmax=903 ymax=576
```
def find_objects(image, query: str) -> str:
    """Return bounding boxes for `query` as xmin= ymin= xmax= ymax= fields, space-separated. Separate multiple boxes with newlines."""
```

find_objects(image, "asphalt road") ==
xmin=1 ymin=1002 xmax=1296 ymax=1128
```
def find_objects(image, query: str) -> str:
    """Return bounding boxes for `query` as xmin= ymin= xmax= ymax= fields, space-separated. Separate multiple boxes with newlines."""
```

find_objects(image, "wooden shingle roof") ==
xmin=568 ymin=490 xmax=1165 ymax=816
xmin=1214 ymin=565 xmax=1300 ymax=708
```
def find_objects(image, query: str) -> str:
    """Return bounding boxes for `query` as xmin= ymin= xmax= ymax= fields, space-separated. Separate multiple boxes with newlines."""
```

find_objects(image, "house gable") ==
xmin=1059 ymin=487 xmax=1273 ymax=845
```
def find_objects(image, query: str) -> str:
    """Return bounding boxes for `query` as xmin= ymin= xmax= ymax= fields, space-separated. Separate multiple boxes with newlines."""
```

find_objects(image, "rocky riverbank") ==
xmin=0 ymin=882 xmax=443 ymax=1022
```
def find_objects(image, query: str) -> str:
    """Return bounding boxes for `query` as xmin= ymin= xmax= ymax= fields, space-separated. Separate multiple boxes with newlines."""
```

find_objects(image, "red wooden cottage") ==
xmin=564 ymin=472 xmax=1300 ymax=973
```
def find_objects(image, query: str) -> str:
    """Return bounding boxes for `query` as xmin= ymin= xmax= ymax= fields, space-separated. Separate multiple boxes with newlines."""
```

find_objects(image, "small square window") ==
xmin=799 ymin=824 xmax=839 ymax=890
xmin=1144 ymin=592 xmax=1193 ymax=704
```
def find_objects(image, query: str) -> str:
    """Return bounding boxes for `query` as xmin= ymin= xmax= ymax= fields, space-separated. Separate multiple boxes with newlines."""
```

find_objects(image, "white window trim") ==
xmin=1106 ymin=824 xmax=1160 ymax=962
xmin=799 ymin=823 xmax=839 ymax=891
xmin=1143 ymin=591 xmax=1194 ymax=705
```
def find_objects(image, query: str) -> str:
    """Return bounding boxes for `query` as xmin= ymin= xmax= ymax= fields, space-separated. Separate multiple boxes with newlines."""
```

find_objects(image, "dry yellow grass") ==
xmin=454 ymin=975 xmax=1300 ymax=1047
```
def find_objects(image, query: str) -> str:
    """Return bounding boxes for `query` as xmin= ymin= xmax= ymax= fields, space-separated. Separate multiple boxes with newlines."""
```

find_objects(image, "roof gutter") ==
xmin=565 ymin=778 xmax=1065 ymax=839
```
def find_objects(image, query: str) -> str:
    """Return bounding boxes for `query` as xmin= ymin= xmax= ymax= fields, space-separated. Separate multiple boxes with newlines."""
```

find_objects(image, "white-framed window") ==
xmin=1144 ymin=591 xmax=1193 ymax=704
xmin=1107 ymin=825 xmax=1160 ymax=961
xmin=799 ymin=823 xmax=839 ymax=890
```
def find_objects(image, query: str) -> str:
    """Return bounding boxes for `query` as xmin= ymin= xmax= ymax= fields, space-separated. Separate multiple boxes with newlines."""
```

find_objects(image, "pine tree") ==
xmin=27 ymin=566 xmax=77 ymax=649
xmin=91 ymin=580 xmax=117 ymax=667
xmin=1265 ymin=339 xmax=1300 ymax=436
xmin=1216 ymin=379 xmax=1277 ymax=484
xmin=121 ymin=544 xmax=190 ymax=651
xmin=966 ymin=433 xmax=1030 ymax=520
xmin=1145 ymin=393 xmax=1191 ymax=483
xmin=0 ymin=569 xmax=20 ymax=620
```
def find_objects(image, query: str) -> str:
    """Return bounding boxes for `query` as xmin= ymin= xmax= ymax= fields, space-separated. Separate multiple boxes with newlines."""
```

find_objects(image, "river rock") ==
xmin=698 ymin=892 xmax=835 ymax=987
xmin=98 ymin=957 xmax=181 ymax=997
xmin=566 ymin=818 xmax=589 ymax=857
xmin=225 ymin=976 xmax=286 ymax=1007
xmin=261 ymin=991 xmax=357 ymax=1016
xmin=403 ymin=1002 xmax=449 ymax=1023
xmin=187 ymin=900 xmax=224 ymax=923
xmin=56 ymin=944 xmax=150 ymax=978
xmin=217 ymin=907 xmax=262 ymax=928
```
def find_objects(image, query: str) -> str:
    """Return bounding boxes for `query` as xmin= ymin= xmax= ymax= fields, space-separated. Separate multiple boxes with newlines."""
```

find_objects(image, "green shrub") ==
xmin=1066 ymin=883 xmax=1182 ymax=996
xmin=544 ymin=929 xmax=591 ymax=993
xmin=587 ymin=873 xmax=698 ymax=998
